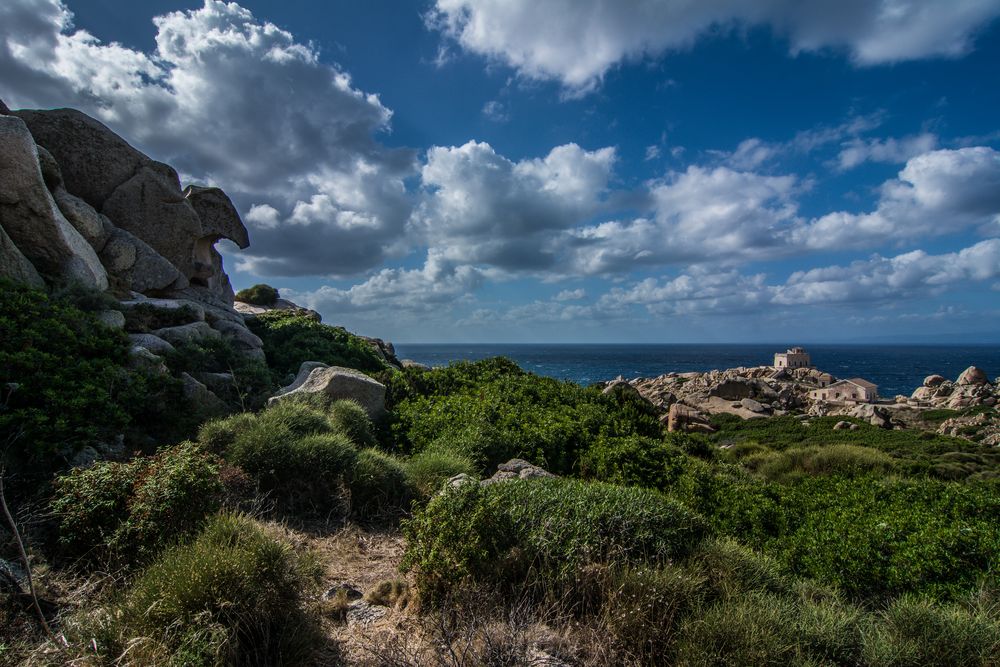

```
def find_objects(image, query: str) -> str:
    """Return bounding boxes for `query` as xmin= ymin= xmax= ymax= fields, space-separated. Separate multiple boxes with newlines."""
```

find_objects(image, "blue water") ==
xmin=393 ymin=344 xmax=1000 ymax=397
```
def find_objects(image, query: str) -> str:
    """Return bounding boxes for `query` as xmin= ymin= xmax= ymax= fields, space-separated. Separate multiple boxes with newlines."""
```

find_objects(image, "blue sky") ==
xmin=2 ymin=0 xmax=1000 ymax=343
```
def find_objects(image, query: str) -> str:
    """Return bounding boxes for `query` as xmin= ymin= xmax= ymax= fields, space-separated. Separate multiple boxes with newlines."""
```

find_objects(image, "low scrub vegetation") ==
xmin=234 ymin=283 xmax=279 ymax=306
xmin=246 ymin=310 xmax=388 ymax=383
xmin=69 ymin=513 xmax=321 ymax=665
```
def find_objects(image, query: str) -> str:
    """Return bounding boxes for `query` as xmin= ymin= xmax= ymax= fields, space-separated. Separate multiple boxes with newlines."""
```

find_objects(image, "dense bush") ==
xmin=51 ymin=441 xmax=223 ymax=563
xmin=402 ymin=477 xmax=709 ymax=602
xmin=246 ymin=310 xmax=387 ymax=382
xmin=0 ymin=280 xmax=178 ymax=479
xmin=391 ymin=357 xmax=663 ymax=474
xmin=121 ymin=302 xmax=200 ymax=332
xmin=234 ymin=283 xmax=279 ymax=306
xmin=404 ymin=447 xmax=477 ymax=498
xmin=741 ymin=443 xmax=895 ymax=482
xmin=351 ymin=448 xmax=413 ymax=519
xmin=84 ymin=513 xmax=320 ymax=665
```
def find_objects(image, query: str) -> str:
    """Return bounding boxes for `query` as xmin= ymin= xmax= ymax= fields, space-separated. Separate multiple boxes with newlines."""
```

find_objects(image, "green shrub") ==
xmin=404 ymin=447 xmax=477 ymax=498
xmin=675 ymin=589 xmax=866 ymax=666
xmin=402 ymin=478 xmax=709 ymax=602
xmin=392 ymin=358 xmax=663 ymax=475
xmin=745 ymin=444 xmax=895 ymax=482
xmin=351 ymin=448 xmax=412 ymax=519
xmin=90 ymin=513 xmax=320 ymax=665
xmin=862 ymin=595 xmax=1000 ymax=666
xmin=597 ymin=563 xmax=706 ymax=664
xmin=247 ymin=310 xmax=387 ymax=381
xmin=234 ymin=283 xmax=279 ymax=306
xmin=0 ymin=280 xmax=178 ymax=479
xmin=52 ymin=442 xmax=223 ymax=563
xmin=689 ymin=537 xmax=793 ymax=600
xmin=328 ymin=399 xmax=377 ymax=448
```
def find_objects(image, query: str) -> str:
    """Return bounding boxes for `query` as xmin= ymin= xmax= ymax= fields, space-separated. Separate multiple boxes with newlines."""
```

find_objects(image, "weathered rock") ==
xmin=102 ymin=166 xmax=205 ymax=276
xmin=401 ymin=359 xmax=431 ymax=371
xmin=268 ymin=365 xmax=386 ymax=419
xmin=923 ymin=374 xmax=946 ymax=387
xmin=0 ymin=99 xmax=9 ymax=115
xmin=957 ymin=366 xmax=988 ymax=386
xmin=323 ymin=583 xmax=363 ymax=601
xmin=740 ymin=397 xmax=766 ymax=413
xmin=345 ymin=599 xmax=388 ymax=627
xmin=96 ymin=309 xmax=125 ymax=329
xmin=234 ymin=297 xmax=322 ymax=321
xmin=210 ymin=318 xmax=264 ymax=352
xmin=100 ymin=227 xmax=186 ymax=292
xmin=53 ymin=187 xmax=110 ymax=250
xmin=483 ymin=459 xmax=556 ymax=485
xmin=128 ymin=345 xmax=167 ymax=373
xmin=0 ymin=115 xmax=108 ymax=289
xmin=35 ymin=146 xmax=62 ymax=191
xmin=180 ymin=372 xmax=228 ymax=415
xmin=446 ymin=473 xmax=476 ymax=490
xmin=128 ymin=333 xmax=176 ymax=356
xmin=710 ymin=380 xmax=753 ymax=401
xmin=0 ymin=223 xmax=44 ymax=288
xmin=195 ymin=372 xmax=235 ymax=395
xmin=833 ymin=420 xmax=850 ymax=430
xmin=14 ymin=108 xmax=149 ymax=208
xmin=184 ymin=185 xmax=250 ymax=249
xmin=152 ymin=321 xmax=221 ymax=346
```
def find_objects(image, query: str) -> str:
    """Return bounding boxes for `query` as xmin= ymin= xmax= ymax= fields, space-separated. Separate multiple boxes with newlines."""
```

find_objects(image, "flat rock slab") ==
xmin=269 ymin=365 xmax=386 ymax=419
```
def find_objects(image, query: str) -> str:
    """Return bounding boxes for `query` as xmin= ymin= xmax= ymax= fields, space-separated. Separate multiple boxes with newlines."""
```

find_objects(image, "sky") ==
xmin=2 ymin=0 xmax=1000 ymax=343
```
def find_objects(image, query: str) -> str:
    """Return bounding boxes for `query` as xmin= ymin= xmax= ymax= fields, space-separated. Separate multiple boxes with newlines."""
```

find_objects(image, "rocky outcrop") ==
xmin=269 ymin=363 xmax=387 ymax=419
xmin=957 ymin=366 xmax=989 ymax=386
xmin=483 ymin=459 xmax=556 ymax=484
xmin=0 ymin=115 xmax=107 ymax=289
xmin=908 ymin=367 xmax=997 ymax=411
xmin=0 ymin=101 xmax=264 ymax=360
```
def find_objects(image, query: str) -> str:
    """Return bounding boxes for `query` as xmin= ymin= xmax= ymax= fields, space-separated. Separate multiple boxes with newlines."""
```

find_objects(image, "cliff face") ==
xmin=0 ymin=100 xmax=262 ymax=358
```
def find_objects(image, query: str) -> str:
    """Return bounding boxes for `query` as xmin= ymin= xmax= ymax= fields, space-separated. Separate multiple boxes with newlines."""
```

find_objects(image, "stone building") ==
xmin=774 ymin=347 xmax=811 ymax=369
xmin=809 ymin=378 xmax=878 ymax=403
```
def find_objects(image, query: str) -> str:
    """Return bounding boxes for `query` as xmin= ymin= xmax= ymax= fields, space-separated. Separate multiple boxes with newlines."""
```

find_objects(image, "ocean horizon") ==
xmin=393 ymin=343 xmax=1000 ymax=398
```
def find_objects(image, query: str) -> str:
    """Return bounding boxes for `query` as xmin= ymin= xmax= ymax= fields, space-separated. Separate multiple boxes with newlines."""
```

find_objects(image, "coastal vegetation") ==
xmin=2 ymin=279 xmax=999 ymax=665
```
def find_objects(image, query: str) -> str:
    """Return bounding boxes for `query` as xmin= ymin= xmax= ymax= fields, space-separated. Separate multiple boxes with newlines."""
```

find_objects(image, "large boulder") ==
xmin=152 ymin=321 xmax=221 ymax=346
xmin=0 ymin=115 xmax=107 ymax=289
xmin=184 ymin=185 xmax=250 ymax=249
xmin=102 ymin=166 xmax=206 ymax=277
xmin=956 ymin=366 xmax=988 ymax=386
xmin=269 ymin=365 xmax=386 ymax=419
xmin=53 ymin=187 xmax=110 ymax=250
xmin=923 ymin=374 xmax=946 ymax=388
xmin=483 ymin=459 xmax=556 ymax=485
xmin=13 ymin=108 xmax=149 ymax=208
xmin=709 ymin=380 xmax=753 ymax=401
xmin=99 ymin=227 xmax=186 ymax=293
xmin=0 ymin=223 xmax=44 ymax=288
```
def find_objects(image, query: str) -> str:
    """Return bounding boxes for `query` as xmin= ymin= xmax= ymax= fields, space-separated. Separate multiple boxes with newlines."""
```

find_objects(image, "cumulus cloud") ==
xmin=429 ymin=0 xmax=1000 ymax=93
xmin=836 ymin=133 xmax=939 ymax=170
xmin=796 ymin=147 xmax=1000 ymax=249
xmin=412 ymin=140 xmax=616 ymax=271
xmin=555 ymin=288 xmax=586 ymax=301
xmin=482 ymin=100 xmax=509 ymax=122
xmin=0 ymin=0 xmax=416 ymax=277
xmin=567 ymin=166 xmax=800 ymax=274
xmin=285 ymin=251 xmax=483 ymax=314
xmin=774 ymin=238 xmax=1000 ymax=304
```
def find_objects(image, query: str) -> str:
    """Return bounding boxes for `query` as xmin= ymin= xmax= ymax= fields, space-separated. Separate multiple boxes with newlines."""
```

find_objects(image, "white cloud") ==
xmin=774 ymin=238 xmax=1000 ymax=304
xmin=482 ymin=100 xmax=508 ymax=122
xmin=796 ymin=147 xmax=1000 ymax=249
xmin=0 ymin=0 xmax=416 ymax=277
xmin=429 ymin=0 xmax=1000 ymax=94
xmin=836 ymin=133 xmax=939 ymax=170
xmin=285 ymin=251 xmax=482 ymax=314
xmin=644 ymin=145 xmax=661 ymax=161
xmin=567 ymin=166 xmax=800 ymax=274
xmin=413 ymin=140 xmax=616 ymax=271
xmin=554 ymin=288 xmax=586 ymax=301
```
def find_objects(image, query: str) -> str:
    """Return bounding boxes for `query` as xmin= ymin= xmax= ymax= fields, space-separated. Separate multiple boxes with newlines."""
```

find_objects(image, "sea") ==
xmin=392 ymin=344 xmax=1000 ymax=398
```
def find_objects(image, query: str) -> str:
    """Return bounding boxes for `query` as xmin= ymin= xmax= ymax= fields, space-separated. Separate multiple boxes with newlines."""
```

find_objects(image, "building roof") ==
xmin=845 ymin=378 xmax=878 ymax=391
